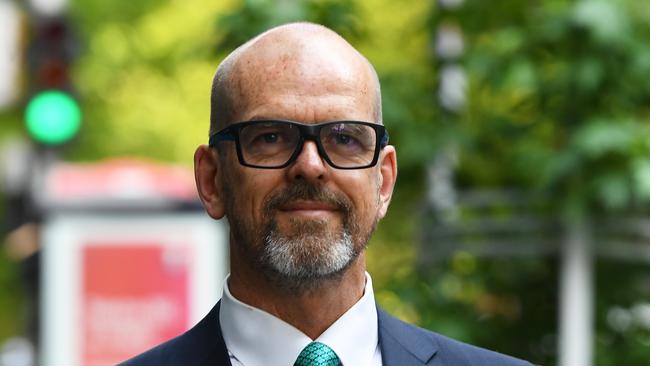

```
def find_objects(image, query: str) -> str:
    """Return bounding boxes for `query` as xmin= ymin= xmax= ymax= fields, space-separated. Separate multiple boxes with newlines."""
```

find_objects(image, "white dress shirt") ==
xmin=219 ymin=272 xmax=383 ymax=366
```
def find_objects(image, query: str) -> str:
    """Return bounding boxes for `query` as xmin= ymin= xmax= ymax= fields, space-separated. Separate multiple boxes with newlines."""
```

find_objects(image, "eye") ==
xmin=335 ymin=133 xmax=353 ymax=145
xmin=250 ymin=130 xmax=284 ymax=145
xmin=262 ymin=133 xmax=279 ymax=143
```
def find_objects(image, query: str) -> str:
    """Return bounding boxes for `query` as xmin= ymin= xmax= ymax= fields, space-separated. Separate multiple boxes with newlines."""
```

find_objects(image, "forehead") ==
xmin=227 ymin=36 xmax=376 ymax=124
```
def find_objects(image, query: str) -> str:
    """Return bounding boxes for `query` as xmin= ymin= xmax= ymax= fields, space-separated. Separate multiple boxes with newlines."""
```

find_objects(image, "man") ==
xmin=122 ymin=22 xmax=531 ymax=366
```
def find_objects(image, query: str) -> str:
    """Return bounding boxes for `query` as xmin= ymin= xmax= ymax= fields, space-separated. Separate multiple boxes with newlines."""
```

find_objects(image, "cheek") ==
xmin=227 ymin=167 xmax=283 ymax=220
xmin=220 ymin=162 xmax=253 ymax=215
xmin=344 ymin=173 xmax=381 ymax=217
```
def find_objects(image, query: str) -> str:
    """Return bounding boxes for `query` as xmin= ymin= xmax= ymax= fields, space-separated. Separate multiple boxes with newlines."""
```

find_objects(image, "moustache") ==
xmin=264 ymin=182 xmax=353 ymax=216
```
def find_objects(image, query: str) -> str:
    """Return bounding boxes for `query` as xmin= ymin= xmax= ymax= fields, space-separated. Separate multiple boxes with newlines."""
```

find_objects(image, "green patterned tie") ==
xmin=294 ymin=341 xmax=342 ymax=366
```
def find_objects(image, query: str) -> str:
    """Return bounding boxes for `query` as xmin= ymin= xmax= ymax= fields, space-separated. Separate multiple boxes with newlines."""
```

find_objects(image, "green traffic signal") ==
xmin=25 ymin=90 xmax=81 ymax=145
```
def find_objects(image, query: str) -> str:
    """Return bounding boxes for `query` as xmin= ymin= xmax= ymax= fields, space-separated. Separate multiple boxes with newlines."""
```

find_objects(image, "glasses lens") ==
xmin=239 ymin=121 xmax=300 ymax=167
xmin=320 ymin=123 xmax=377 ymax=167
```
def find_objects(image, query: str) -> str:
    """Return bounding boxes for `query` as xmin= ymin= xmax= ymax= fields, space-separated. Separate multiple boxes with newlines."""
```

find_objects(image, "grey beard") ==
xmin=225 ymin=180 xmax=373 ymax=292
xmin=262 ymin=224 xmax=356 ymax=291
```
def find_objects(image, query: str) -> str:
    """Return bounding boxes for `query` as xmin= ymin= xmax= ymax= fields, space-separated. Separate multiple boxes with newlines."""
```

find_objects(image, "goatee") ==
xmin=259 ymin=182 xmax=361 ymax=291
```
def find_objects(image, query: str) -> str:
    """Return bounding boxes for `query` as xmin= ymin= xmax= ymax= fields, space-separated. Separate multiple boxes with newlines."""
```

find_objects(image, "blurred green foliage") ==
xmin=0 ymin=249 xmax=22 ymax=341
xmin=1 ymin=0 xmax=650 ymax=364
xmin=446 ymin=0 xmax=650 ymax=215
xmin=426 ymin=0 xmax=650 ymax=364
xmin=595 ymin=260 xmax=650 ymax=365
xmin=214 ymin=0 xmax=364 ymax=51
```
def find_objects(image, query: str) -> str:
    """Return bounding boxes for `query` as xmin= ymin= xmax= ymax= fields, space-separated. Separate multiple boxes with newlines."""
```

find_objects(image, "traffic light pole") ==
xmin=25 ymin=1 xmax=81 ymax=147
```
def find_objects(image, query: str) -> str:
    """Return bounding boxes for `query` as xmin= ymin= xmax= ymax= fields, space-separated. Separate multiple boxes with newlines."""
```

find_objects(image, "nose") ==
xmin=286 ymin=140 xmax=328 ymax=182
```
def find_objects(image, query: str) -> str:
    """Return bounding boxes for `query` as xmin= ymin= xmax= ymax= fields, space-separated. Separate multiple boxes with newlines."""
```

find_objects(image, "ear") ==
xmin=194 ymin=144 xmax=226 ymax=219
xmin=376 ymin=145 xmax=397 ymax=219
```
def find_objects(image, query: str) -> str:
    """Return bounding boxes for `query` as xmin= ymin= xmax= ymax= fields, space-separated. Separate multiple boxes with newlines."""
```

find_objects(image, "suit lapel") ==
xmin=193 ymin=301 xmax=233 ymax=366
xmin=377 ymin=308 xmax=438 ymax=366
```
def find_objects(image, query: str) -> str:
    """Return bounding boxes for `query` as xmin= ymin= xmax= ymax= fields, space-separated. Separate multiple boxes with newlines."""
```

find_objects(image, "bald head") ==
xmin=209 ymin=22 xmax=382 ymax=135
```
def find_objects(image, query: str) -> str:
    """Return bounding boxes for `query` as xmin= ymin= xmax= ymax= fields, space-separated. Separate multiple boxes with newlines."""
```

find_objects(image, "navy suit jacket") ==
xmin=121 ymin=302 xmax=532 ymax=366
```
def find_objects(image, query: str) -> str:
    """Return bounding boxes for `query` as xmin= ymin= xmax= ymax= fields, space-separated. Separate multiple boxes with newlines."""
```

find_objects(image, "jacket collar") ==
xmin=377 ymin=307 xmax=439 ymax=365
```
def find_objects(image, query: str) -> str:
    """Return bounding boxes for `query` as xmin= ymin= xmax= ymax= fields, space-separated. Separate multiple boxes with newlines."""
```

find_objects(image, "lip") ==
xmin=278 ymin=200 xmax=338 ymax=212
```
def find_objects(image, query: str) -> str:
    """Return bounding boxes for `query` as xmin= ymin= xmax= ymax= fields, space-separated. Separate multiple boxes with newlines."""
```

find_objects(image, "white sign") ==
xmin=41 ymin=213 xmax=228 ymax=366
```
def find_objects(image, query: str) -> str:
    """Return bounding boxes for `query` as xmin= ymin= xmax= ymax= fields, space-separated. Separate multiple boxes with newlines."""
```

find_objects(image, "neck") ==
xmin=228 ymin=243 xmax=367 ymax=339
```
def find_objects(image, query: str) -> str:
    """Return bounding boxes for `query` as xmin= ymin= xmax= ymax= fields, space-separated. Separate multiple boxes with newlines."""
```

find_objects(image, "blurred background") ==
xmin=2 ymin=0 xmax=650 ymax=365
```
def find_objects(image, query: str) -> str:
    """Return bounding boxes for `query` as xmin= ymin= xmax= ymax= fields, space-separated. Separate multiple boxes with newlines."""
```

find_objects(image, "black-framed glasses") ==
xmin=209 ymin=119 xmax=389 ymax=169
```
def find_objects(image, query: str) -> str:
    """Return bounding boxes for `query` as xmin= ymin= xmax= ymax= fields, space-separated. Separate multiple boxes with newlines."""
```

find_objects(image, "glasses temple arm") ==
xmin=380 ymin=131 xmax=389 ymax=147
xmin=209 ymin=132 xmax=235 ymax=146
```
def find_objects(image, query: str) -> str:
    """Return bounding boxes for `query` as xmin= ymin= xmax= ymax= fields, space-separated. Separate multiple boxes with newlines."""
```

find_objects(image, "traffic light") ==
xmin=25 ymin=18 xmax=81 ymax=146
xmin=26 ymin=90 xmax=81 ymax=145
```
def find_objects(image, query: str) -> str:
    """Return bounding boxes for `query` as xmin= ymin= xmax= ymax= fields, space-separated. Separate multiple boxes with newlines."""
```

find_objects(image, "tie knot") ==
xmin=294 ymin=341 xmax=342 ymax=366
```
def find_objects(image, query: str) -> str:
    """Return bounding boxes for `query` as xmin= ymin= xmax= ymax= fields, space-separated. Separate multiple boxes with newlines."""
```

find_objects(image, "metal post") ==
xmin=0 ymin=0 xmax=22 ymax=109
xmin=559 ymin=217 xmax=594 ymax=366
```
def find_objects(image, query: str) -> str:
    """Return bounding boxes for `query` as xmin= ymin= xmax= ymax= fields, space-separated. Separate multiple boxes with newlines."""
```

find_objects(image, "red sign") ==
xmin=81 ymin=243 xmax=192 ymax=365
xmin=43 ymin=158 xmax=198 ymax=206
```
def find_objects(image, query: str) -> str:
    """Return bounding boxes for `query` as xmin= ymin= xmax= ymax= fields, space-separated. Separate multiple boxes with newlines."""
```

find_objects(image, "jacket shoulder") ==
xmin=429 ymin=330 xmax=533 ymax=366
xmin=377 ymin=308 xmax=532 ymax=366
xmin=119 ymin=329 xmax=198 ymax=366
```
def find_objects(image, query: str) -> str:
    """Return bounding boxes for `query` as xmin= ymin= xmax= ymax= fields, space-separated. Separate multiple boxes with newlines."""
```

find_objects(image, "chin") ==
xmin=260 ymin=228 xmax=359 ymax=292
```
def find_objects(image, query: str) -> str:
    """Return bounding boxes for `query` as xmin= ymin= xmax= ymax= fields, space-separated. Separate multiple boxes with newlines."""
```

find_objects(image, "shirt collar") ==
xmin=219 ymin=272 xmax=379 ymax=366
